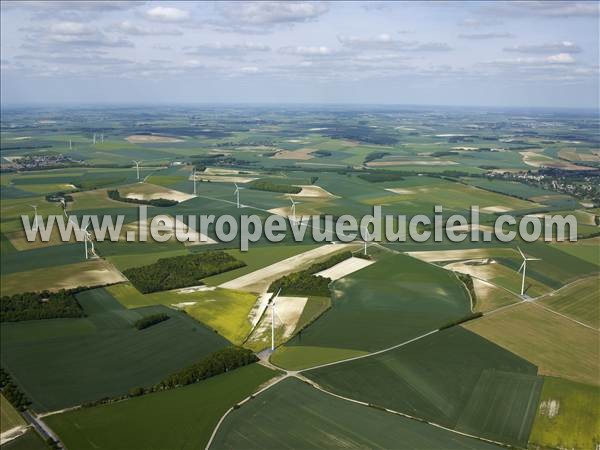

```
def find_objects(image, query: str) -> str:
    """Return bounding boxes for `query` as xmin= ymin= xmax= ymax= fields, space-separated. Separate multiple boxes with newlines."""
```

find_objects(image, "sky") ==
xmin=1 ymin=1 xmax=599 ymax=108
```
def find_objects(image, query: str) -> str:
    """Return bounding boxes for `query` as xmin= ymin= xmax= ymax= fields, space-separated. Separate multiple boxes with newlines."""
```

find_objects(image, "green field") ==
xmin=2 ymin=430 xmax=48 ymax=450
xmin=464 ymin=303 xmax=600 ymax=386
xmin=541 ymin=276 xmax=599 ymax=328
xmin=305 ymin=327 xmax=541 ymax=447
xmin=46 ymin=364 xmax=278 ymax=450
xmin=0 ymin=288 xmax=229 ymax=411
xmin=551 ymin=237 xmax=600 ymax=266
xmin=529 ymin=377 xmax=600 ymax=450
xmin=0 ymin=394 xmax=26 ymax=433
xmin=211 ymin=377 xmax=503 ymax=449
xmin=276 ymin=252 xmax=471 ymax=368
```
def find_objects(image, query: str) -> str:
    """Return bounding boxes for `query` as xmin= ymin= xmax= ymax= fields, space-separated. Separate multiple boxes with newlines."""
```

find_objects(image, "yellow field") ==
xmin=464 ymin=303 xmax=600 ymax=386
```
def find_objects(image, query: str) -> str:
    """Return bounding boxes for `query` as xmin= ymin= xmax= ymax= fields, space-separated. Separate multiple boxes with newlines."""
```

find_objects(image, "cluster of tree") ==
xmin=321 ymin=126 xmax=399 ymax=145
xmin=269 ymin=252 xmax=352 ymax=296
xmin=364 ymin=151 xmax=390 ymax=164
xmin=123 ymin=251 xmax=246 ymax=293
xmin=1 ymin=290 xmax=85 ymax=322
xmin=312 ymin=150 xmax=332 ymax=157
xmin=45 ymin=191 xmax=74 ymax=203
xmin=430 ymin=151 xmax=459 ymax=158
xmin=0 ymin=368 xmax=31 ymax=411
xmin=134 ymin=313 xmax=170 ymax=330
xmin=455 ymin=272 xmax=477 ymax=309
xmin=309 ymin=176 xmax=319 ymax=184
xmin=248 ymin=180 xmax=302 ymax=194
xmin=358 ymin=172 xmax=405 ymax=183
xmin=159 ymin=347 xmax=257 ymax=388
xmin=107 ymin=189 xmax=178 ymax=207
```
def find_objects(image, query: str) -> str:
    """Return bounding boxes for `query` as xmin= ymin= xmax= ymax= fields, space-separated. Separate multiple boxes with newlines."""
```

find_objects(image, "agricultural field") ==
xmin=464 ymin=303 xmax=599 ymax=386
xmin=211 ymin=377 xmax=502 ymax=450
xmin=1 ymin=104 xmax=597 ymax=448
xmin=45 ymin=364 xmax=278 ymax=450
xmin=0 ymin=288 xmax=229 ymax=411
xmin=529 ymin=377 xmax=600 ymax=450
xmin=0 ymin=393 xmax=25 ymax=433
xmin=305 ymin=327 xmax=542 ymax=447
xmin=274 ymin=252 xmax=472 ymax=369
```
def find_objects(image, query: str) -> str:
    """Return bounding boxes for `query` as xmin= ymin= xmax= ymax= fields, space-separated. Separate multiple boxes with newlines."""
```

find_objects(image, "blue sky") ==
xmin=1 ymin=1 xmax=598 ymax=108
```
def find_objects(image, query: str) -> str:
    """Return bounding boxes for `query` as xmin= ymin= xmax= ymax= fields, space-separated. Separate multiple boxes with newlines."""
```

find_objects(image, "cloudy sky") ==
xmin=1 ymin=1 xmax=598 ymax=108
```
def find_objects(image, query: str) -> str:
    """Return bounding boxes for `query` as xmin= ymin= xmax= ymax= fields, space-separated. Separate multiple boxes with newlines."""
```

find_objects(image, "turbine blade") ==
xmin=517 ymin=246 xmax=525 ymax=259
xmin=517 ymin=261 xmax=525 ymax=273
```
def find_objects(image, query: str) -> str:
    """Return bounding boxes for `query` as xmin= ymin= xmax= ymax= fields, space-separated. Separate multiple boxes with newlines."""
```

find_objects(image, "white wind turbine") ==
xmin=59 ymin=198 xmax=68 ymax=219
xmin=234 ymin=183 xmax=241 ymax=208
xmin=132 ymin=160 xmax=141 ymax=181
xmin=362 ymin=226 xmax=371 ymax=256
xmin=192 ymin=167 xmax=197 ymax=195
xmin=30 ymin=205 xmax=38 ymax=232
xmin=288 ymin=195 xmax=299 ymax=222
xmin=516 ymin=247 xmax=541 ymax=296
xmin=270 ymin=289 xmax=282 ymax=351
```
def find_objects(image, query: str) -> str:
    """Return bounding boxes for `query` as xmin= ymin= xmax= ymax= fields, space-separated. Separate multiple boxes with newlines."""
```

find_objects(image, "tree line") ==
xmin=1 ymin=290 xmax=85 ymax=322
xmin=0 ymin=368 xmax=31 ymax=411
xmin=123 ymin=251 xmax=246 ymax=293
xmin=107 ymin=189 xmax=178 ymax=207
xmin=248 ymin=180 xmax=302 ymax=194
xmin=134 ymin=313 xmax=170 ymax=330
xmin=82 ymin=347 xmax=257 ymax=407
xmin=269 ymin=251 xmax=353 ymax=296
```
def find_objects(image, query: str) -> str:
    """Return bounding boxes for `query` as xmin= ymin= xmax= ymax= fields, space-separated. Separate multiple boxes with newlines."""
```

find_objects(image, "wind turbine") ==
xmin=68 ymin=140 xmax=72 ymax=150
xmin=30 ymin=205 xmax=38 ymax=232
xmin=100 ymin=133 xmax=104 ymax=144
xmin=93 ymin=133 xmax=96 ymax=145
xmin=234 ymin=183 xmax=241 ymax=208
xmin=132 ymin=160 xmax=141 ymax=181
xmin=59 ymin=198 xmax=68 ymax=219
xmin=516 ymin=247 xmax=541 ymax=296
xmin=192 ymin=167 xmax=197 ymax=195
xmin=270 ymin=289 xmax=281 ymax=351
xmin=288 ymin=195 xmax=298 ymax=222
xmin=362 ymin=226 xmax=371 ymax=256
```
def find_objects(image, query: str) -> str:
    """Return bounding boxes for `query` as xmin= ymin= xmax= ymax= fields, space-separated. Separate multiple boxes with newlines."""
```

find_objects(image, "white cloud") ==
xmin=545 ymin=53 xmax=575 ymax=64
xmin=459 ymin=32 xmax=513 ymax=40
xmin=279 ymin=45 xmax=336 ymax=56
xmin=49 ymin=22 xmax=95 ymax=35
xmin=111 ymin=21 xmax=181 ymax=36
xmin=216 ymin=1 xmax=328 ymax=27
xmin=144 ymin=6 xmax=190 ymax=22
xmin=338 ymin=34 xmax=452 ymax=52
xmin=504 ymin=41 xmax=581 ymax=54
xmin=185 ymin=42 xmax=270 ymax=56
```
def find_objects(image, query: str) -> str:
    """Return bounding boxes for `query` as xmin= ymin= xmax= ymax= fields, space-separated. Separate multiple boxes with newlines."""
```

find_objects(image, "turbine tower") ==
xmin=516 ymin=247 xmax=541 ymax=296
xmin=288 ymin=195 xmax=298 ymax=222
xmin=234 ymin=183 xmax=241 ymax=208
xmin=362 ymin=226 xmax=371 ymax=256
xmin=30 ymin=205 xmax=38 ymax=232
xmin=93 ymin=133 xmax=96 ymax=145
xmin=59 ymin=198 xmax=68 ymax=218
xmin=271 ymin=289 xmax=281 ymax=351
xmin=68 ymin=140 xmax=72 ymax=150
xmin=192 ymin=167 xmax=197 ymax=195
xmin=100 ymin=133 xmax=104 ymax=144
xmin=132 ymin=160 xmax=141 ymax=181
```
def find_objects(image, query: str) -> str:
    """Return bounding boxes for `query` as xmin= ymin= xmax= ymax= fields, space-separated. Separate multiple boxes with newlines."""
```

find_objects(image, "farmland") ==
xmin=305 ymin=327 xmax=542 ymax=447
xmin=211 ymin=377 xmax=502 ymax=450
xmin=464 ymin=303 xmax=599 ymax=386
xmin=0 ymin=288 xmax=229 ymax=411
xmin=45 ymin=364 xmax=278 ymax=450
xmin=529 ymin=377 xmax=600 ymax=450
xmin=0 ymin=103 xmax=598 ymax=448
